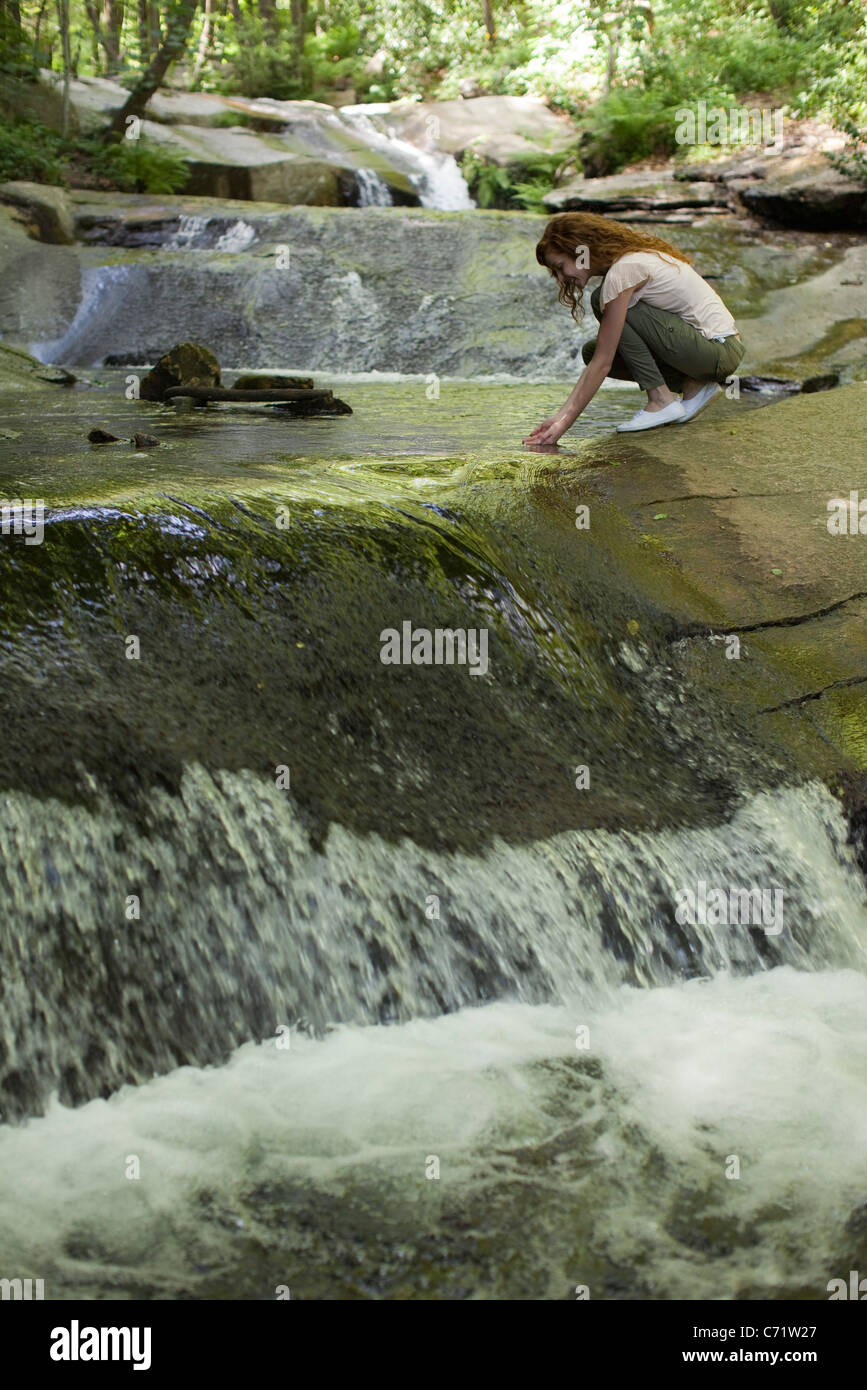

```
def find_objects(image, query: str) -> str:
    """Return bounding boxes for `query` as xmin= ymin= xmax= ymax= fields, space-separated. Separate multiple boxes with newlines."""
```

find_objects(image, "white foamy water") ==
xmin=3 ymin=775 xmax=866 ymax=1132
xmin=339 ymin=108 xmax=474 ymax=210
xmin=31 ymin=265 xmax=135 ymax=368
xmin=355 ymin=169 xmax=393 ymax=206
xmin=1 ymin=966 xmax=865 ymax=1299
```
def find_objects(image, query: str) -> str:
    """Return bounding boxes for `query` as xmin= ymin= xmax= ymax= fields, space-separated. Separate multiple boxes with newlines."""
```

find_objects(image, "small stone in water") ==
xmin=618 ymin=642 xmax=647 ymax=674
xmin=88 ymin=428 xmax=121 ymax=443
xmin=133 ymin=432 xmax=162 ymax=448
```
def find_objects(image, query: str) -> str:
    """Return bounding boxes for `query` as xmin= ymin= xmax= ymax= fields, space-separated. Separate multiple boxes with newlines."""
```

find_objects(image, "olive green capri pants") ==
xmin=582 ymin=284 xmax=745 ymax=391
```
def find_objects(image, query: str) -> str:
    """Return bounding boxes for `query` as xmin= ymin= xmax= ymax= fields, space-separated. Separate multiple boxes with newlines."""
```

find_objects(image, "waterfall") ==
xmin=213 ymin=219 xmax=257 ymax=252
xmin=406 ymin=142 xmax=477 ymax=211
xmin=1 ymin=767 xmax=865 ymax=1122
xmin=5 ymin=192 xmax=867 ymax=1302
xmin=26 ymin=208 xmax=588 ymax=374
xmin=355 ymin=168 xmax=393 ymax=206
xmin=166 ymin=214 xmax=209 ymax=248
xmin=338 ymin=108 xmax=475 ymax=210
xmin=1 ymin=485 xmax=866 ymax=1125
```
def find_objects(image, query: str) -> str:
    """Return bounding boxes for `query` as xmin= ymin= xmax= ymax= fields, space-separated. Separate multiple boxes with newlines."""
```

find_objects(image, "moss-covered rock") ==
xmin=0 ymin=340 xmax=75 ymax=390
xmin=139 ymin=341 xmax=221 ymax=400
xmin=0 ymin=181 xmax=77 ymax=246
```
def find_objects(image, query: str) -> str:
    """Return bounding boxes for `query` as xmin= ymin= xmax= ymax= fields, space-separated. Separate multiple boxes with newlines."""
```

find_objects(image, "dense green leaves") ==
xmin=2 ymin=0 xmax=865 ymax=186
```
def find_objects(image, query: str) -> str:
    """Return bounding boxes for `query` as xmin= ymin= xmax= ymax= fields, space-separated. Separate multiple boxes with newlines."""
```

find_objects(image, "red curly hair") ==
xmin=536 ymin=212 xmax=693 ymax=322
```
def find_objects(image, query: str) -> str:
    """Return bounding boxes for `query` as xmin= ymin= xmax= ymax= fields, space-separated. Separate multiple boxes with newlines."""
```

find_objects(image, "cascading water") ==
xmin=355 ymin=168 xmax=393 ymax=206
xmin=166 ymin=213 xmax=209 ymax=248
xmin=2 ymin=209 xmax=867 ymax=1301
xmin=338 ymin=107 xmax=475 ymax=209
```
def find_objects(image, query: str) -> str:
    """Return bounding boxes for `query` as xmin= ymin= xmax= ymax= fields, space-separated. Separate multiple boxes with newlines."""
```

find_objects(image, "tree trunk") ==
xmin=0 ymin=0 xmax=24 ymax=61
xmin=290 ymin=0 xmax=306 ymax=76
xmin=482 ymin=0 xmax=495 ymax=42
xmin=136 ymin=0 xmax=149 ymax=59
xmin=103 ymin=0 xmax=198 ymax=139
xmin=190 ymin=0 xmax=212 ymax=87
xmin=604 ymin=29 xmax=619 ymax=94
xmin=34 ymin=0 xmax=50 ymax=51
xmin=147 ymin=1 xmax=161 ymax=52
xmin=55 ymin=0 xmax=72 ymax=135
xmin=258 ymin=0 xmax=277 ymax=29
xmin=83 ymin=0 xmax=103 ymax=66
xmin=101 ymin=0 xmax=124 ymax=70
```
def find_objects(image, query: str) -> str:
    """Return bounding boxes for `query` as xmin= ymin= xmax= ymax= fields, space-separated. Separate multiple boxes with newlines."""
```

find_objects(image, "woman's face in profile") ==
xmin=545 ymin=250 xmax=593 ymax=290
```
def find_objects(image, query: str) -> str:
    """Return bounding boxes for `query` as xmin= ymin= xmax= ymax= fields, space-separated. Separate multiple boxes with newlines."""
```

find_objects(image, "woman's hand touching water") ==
xmin=523 ymin=409 xmax=577 ymax=447
xmin=522 ymin=285 xmax=632 ymax=448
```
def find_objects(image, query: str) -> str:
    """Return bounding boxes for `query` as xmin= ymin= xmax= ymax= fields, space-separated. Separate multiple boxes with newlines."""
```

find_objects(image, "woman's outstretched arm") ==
xmin=523 ymin=288 xmax=633 ymax=446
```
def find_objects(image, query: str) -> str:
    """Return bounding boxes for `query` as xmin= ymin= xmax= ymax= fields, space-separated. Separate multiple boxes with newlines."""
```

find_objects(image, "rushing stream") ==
xmin=1 ymin=225 xmax=866 ymax=1300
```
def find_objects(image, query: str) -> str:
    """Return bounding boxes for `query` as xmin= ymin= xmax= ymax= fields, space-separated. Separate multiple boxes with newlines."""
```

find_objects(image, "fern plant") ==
xmin=827 ymin=119 xmax=867 ymax=187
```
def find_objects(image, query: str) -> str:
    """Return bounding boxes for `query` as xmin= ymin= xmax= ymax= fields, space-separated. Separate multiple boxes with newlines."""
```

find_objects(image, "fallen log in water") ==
xmin=164 ymin=386 xmax=335 ymax=402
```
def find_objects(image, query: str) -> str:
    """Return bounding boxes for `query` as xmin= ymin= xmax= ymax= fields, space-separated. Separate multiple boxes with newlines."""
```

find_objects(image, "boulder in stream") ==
xmin=0 ymin=181 xmax=77 ymax=246
xmin=737 ymin=154 xmax=867 ymax=231
xmin=0 ymin=341 xmax=75 ymax=390
xmin=140 ymin=342 xmax=221 ymax=402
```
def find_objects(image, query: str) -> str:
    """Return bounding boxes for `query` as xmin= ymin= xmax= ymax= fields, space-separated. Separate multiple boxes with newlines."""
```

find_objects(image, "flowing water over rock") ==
xmin=337 ymin=108 xmax=475 ymax=210
xmin=2 ymin=221 xmax=867 ymax=1299
xmin=25 ymin=204 xmax=843 ymax=375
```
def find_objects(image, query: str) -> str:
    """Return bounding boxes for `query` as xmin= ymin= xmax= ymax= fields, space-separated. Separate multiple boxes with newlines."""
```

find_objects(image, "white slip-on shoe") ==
xmin=616 ymin=400 xmax=686 ymax=432
xmin=677 ymin=382 xmax=722 ymax=422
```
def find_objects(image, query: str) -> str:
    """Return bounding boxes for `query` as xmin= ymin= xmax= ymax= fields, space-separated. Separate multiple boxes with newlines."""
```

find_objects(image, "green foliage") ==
xmin=510 ymin=152 xmax=569 ymax=210
xmin=304 ymin=23 xmax=366 ymax=101
xmin=580 ymin=86 xmax=681 ymax=173
xmin=789 ymin=7 xmax=867 ymax=128
xmin=211 ymin=14 xmax=375 ymax=103
xmin=827 ymin=121 xmax=867 ymax=189
xmin=0 ymin=117 xmax=67 ymax=185
xmin=433 ymin=35 xmax=536 ymax=99
xmin=86 ymin=137 xmax=189 ymax=193
xmin=4 ymin=0 xmax=866 ymax=168
xmin=0 ymin=109 xmax=188 ymax=194
xmin=209 ymin=111 xmax=258 ymax=128
xmin=213 ymin=16 xmax=304 ymax=100
xmin=460 ymin=149 xmax=568 ymax=210
xmin=459 ymin=150 xmax=513 ymax=208
xmin=0 ymin=5 xmax=39 ymax=82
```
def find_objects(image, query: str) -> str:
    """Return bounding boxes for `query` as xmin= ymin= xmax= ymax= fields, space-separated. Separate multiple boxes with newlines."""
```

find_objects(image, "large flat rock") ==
xmin=0 ymin=181 xmax=77 ymax=245
xmin=357 ymin=95 xmax=578 ymax=166
xmin=570 ymin=383 xmax=867 ymax=772
xmin=544 ymin=169 xmax=728 ymax=218
xmin=129 ymin=117 xmax=419 ymax=204
xmin=738 ymin=154 xmax=867 ymax=230
xmin=737 ymin=242 xmax=867 ymax=380
xmin=0 ymin=206 xmax=81 ymax=347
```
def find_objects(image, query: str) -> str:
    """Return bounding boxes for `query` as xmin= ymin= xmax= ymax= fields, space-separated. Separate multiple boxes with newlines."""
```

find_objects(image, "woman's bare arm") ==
xmin=523 ymin=286 xmax=637 ymax=446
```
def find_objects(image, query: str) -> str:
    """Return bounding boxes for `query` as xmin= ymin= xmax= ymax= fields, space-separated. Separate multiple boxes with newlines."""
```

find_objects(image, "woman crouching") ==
xmin=524 ymin=212 xmax=745 ymax=445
